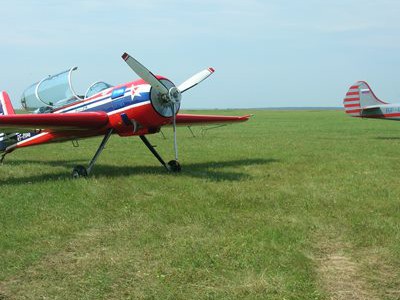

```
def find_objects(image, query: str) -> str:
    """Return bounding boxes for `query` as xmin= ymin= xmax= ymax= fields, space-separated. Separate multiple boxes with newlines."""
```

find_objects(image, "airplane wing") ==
xmin=360 ymin=105 xmax=382 ymax=117
xmin=175 ymin=113 xmax=251 ymax=126
xmin=0 ymin=112 xmax=109 ymax=133
xmin=361 ymin=105 xmax=381 ymax=111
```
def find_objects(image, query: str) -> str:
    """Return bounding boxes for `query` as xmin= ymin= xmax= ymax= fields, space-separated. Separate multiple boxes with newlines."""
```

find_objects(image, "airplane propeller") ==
xmin=121 ymin=52 xmax=214 ymax=171
xmin=178 ymin=68 xmax=215 ymax=93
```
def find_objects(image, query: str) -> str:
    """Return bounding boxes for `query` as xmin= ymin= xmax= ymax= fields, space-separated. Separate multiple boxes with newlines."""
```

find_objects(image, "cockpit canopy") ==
xmin=84 ymin=81 xmax=113 ymax=99
xmin=20 ymin=67 xmax=113 ymax=113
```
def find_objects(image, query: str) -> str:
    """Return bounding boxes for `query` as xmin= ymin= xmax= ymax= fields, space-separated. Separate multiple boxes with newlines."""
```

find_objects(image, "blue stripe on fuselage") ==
xmin=84 ymin=93 xmax=150 ymax=113
xmin=59 ymin=88 xmax=133 ymax=113
xmin=0 ymin=132 xmax=40 ymax=151
xmin=58 ymin=91 xmax=124 ymax=113
xmin=60 ymin=91 xmax=150 ymax=114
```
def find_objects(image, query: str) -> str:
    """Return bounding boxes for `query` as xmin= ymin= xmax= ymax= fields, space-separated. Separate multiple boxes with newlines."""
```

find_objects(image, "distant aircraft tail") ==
xmin=343 ymin=81 xmax=388 ymax=116
xmin=0 ymin=91 xmax=17 ymax=153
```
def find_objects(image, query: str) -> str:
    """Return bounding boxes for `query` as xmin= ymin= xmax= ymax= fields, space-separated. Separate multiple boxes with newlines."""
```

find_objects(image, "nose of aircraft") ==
xmin=121 ymin=52 xmax=214 ymax=165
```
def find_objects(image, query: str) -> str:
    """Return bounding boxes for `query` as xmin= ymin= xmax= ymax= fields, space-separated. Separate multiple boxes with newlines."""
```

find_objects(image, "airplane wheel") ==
xmin=168 ymin=160 xmax=181 ymax=172
xmin=72 ymin=165 xmax=88 ymax=178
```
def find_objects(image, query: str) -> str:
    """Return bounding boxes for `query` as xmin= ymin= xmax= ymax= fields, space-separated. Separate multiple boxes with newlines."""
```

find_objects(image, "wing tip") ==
xmin=240 ymin=114 xmax=253 ymax=121
xmin=122 ymin=52 xmax=129 ymax=61
xmin=208 ymin=67 xmax=215 ymax=73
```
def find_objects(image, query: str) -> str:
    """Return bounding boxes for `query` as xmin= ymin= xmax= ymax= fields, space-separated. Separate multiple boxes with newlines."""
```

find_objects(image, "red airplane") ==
xmin=0 ymin=53 xmax=250 ymax=177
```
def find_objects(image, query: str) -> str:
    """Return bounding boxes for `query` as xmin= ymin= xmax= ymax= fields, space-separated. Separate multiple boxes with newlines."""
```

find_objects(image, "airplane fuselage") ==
xmin=13 ymin=77 xmax=174 ymax=150
xmin=360 ymin=104 xmax=400 ymax=120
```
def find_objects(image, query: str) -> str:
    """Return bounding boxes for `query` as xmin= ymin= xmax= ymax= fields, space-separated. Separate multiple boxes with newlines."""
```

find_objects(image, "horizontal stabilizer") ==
xmin=362 ymin=105 xmax=381 ymax=111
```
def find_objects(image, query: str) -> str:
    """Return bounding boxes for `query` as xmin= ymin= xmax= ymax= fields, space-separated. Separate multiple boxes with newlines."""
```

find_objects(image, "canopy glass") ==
xmin=20 ymin=67 xmax=113 ymax=113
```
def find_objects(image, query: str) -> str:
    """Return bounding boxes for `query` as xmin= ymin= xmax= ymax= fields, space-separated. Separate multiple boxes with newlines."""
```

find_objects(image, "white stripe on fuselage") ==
xmin=56 ymin=93 xmax=119 ymax=113
xmin=56 ymin=84 xmax=151 ymax=114
xmin=15 ymin=132 xmax=48 ymax=146
xmin=56 ymin=88 xmax=115 ymax=113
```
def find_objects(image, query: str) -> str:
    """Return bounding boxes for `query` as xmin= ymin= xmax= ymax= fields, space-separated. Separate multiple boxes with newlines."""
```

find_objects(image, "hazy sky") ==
xmin=1 ymin=0 xmax=400 ymax=109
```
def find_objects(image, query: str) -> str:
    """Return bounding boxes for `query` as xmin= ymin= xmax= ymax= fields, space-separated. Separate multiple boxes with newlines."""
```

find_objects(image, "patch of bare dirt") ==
xmin=314 ymin=239 xmax=379 ymax=300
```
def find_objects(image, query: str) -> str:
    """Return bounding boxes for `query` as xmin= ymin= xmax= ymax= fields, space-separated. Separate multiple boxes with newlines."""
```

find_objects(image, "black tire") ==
xmin=72 ymin=165 xmax=88 ymax=178
xmin=167 ymin=160 xmax=181 ymax=172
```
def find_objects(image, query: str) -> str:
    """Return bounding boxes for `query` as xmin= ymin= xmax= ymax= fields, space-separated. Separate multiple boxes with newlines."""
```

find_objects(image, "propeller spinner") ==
xmin=121 ymin=52 xmax=214 ymax=170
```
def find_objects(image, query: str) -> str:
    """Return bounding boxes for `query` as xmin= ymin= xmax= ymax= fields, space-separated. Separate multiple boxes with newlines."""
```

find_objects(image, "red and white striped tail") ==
xmin=343 ymin=82 xmax=362 ymax=116
xmin=0 ymin=91 xmax=15 ymax=116
xmin=344 ymin=81 xmax=388 ymax=117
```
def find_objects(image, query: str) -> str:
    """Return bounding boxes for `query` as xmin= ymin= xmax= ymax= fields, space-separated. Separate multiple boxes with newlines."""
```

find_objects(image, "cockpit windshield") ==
xmin=85 ymin=81 xmax=113 ymax=99
xmin=20 ymin=67 xmax=114 ymax=113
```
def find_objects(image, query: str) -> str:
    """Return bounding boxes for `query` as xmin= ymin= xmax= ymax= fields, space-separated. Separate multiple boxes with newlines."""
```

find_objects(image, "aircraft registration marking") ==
xmin=385 ymin=107 xmax=400 ymax=113
xmin=16 ymin=132 xmax=36 ymax=142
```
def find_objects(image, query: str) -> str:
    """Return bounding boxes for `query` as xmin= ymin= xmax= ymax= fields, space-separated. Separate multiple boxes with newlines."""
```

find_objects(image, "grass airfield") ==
xmin=0 ymin=109 xmax=399 ymax=299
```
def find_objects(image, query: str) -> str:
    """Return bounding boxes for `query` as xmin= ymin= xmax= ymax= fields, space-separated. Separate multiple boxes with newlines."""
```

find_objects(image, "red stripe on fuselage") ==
xmin=15 ymin=127 xmax=115 ymax=149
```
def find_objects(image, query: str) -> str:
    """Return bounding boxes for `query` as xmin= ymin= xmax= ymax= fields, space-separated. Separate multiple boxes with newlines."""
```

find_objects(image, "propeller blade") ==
xmin=122 ymin=52 xmax=169 ymax=95
xmin=178 ymin=67 xmax=215 ymax=93
xmin=172 ymin=102 xmax=178 ymax=161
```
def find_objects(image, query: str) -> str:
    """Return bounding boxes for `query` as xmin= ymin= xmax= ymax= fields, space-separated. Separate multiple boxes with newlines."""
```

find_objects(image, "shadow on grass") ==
xmin=1 ymin=158 xmax=278 ymax=185
xmin=375 ymin=136 xmax=400 ymax=140
xmin=7 ymin=158 xmax=87 ymax=167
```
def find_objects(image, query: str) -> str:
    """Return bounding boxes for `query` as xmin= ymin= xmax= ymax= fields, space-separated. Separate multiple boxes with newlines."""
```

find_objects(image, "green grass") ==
xmin=0 ymin=110 xmax=399 ymax=299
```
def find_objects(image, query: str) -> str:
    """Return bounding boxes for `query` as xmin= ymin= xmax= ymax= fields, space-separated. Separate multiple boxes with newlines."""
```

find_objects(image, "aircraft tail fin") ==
xmin=0 ymin=91 xmax=17 ymax=153
xmin=0 ymin=91 xmax=15 ymax=116
xmin=344 ymin=81 xmax=388 ymax=116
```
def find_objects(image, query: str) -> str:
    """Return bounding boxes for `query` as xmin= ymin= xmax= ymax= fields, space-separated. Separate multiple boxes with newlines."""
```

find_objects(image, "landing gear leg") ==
xmin=139 ymin=135 xmax=181 ymax=172
xmin=0 ymin=149 xmax=13 ymax=165
xmin=72 ymin=129 xmax=113 ymax=178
